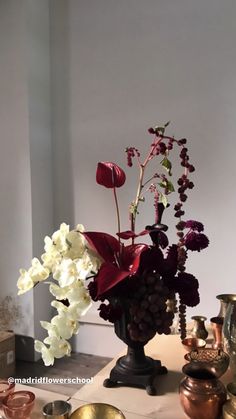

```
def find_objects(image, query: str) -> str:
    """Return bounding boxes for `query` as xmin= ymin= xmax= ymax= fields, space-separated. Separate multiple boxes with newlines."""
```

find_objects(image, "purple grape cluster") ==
xmin=127 ymin=274 xmax=175 ymax=342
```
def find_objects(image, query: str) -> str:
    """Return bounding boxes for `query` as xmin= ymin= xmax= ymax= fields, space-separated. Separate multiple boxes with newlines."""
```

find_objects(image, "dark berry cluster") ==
xmin=127 ymin=273 xmax=175 ymax=342
xmin=125 ymin=147 xmax=140 ymax=167
xmin=98 ymin=302 xmax=123 ymax=323
xmin=178 ymin=302 xmax=187 ymax=340
xmin=174 ymin=174 xmax=194 ymax=218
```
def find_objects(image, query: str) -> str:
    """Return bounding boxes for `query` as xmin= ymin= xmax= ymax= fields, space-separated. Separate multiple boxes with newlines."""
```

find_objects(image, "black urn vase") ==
xmin=103 ymin=303 xmax=168 ymax=395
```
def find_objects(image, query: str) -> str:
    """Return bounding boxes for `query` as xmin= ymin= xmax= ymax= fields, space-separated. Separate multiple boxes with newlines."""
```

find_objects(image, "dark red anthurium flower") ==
xmin=96 ymin=162 xmax=126 ymax=188
xmin=83 ymin=231 xmax=147 ymax=298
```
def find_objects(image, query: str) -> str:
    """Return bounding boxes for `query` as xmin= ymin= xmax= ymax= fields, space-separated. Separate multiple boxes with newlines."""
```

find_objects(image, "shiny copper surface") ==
xmin=184 ymin=348 xmax=229 ymax=378
xmin=182 ymin=337 xmax=206 ymax=352
xmin=211 ymin=316 xmax=224 ymax=349
xmin=191 ymin=315 xmax=208 ymax=340
xmin=179 ymin=364 xmax=227 ymax=419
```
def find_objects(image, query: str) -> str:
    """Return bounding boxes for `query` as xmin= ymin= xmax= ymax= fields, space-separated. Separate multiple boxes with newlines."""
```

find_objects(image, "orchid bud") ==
xmin=96 ymin=162 xmax=126 ymax=188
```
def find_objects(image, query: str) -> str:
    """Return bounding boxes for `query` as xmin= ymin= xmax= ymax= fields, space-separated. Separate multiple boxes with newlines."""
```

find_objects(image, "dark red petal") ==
xmin=121 ymin=244 xmax=148 ymax=273
xmin=117 ymin=230 xmax=149 ymax=240
xmin=96 ymin=162 xmax=126 ymax=188
xmin=83 ymin=231 xmax=120 ymax=264
xmin=96 ymin=263 xmax=130 ymax=297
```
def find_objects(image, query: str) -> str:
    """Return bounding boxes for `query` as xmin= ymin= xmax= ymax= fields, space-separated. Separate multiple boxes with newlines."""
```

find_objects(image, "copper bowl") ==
xmin=184 ymin=348 xmax=229 ymax=378
xmin=182 ymin=337 xmax=206 ymax=352
xmin=70 ymin=403 xmax=126 ymax=419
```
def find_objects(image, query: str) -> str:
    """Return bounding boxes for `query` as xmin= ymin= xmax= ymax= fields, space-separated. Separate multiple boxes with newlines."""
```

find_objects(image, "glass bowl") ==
xmin=0 ymin=380 xmax=15 ymax=405
xmin=2 ymin=390 xmax=35 ymax=419
xmin=184 ymin=348 xmax=229 ymax=378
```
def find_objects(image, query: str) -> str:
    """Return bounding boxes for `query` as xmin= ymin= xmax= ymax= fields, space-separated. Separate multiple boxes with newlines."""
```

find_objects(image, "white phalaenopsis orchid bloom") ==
xmin=28 ymin=258 xmax=50 ymax=282
xmin=51 ymin=313 xmax=79 ymax=340
xmin=34 ymin=340 xmax=55 ymax=366
xmin=43 ymin=336 xmax=71 ymax=358
xmin=64 ymin=229 xmax=86 ymax=259
xmin=17 ymin=269 xmax=35 ymax=295
xmin=41 ymin=247 xmax=62 ymax=271
xmin=40 ymin=321 xmax=60 ymax=338
xmin=17 ymin=222 xmax=100 ymax=366
xmin=51 ymin=223 xmax=70 ymax=253
xmin=52 ymin=258 xmax=80 ymax=287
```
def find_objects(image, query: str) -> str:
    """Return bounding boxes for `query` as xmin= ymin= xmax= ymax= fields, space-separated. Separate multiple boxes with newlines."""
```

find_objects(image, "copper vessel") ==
xmin=179 ymin=364 xmax=227 ymax=419
xmin=211 ymin=316 xmax=224 ymax=349
xmin=191 ymin=316 xmax=208 ymax=340
xmin=223 ymin=382 xmax=236 ymax=419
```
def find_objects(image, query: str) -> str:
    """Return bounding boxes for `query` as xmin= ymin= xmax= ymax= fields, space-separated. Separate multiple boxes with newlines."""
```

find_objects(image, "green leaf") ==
xmin=159 ymin=192 xmax=168 ymax=208
xmin=158 ymin=181 xmax=166 ymax=189
xmin=164 ymin=121 xmax=171 ymax=128
xmin=166 ymin=180 xmax=175 ymax=193
xmin=158 ymin=180 xmax=175 ymax=194
xmin=155 ymin=126 xmax=165 ymax=135
xmin=161 ymin=157 xmax=172 ymax=176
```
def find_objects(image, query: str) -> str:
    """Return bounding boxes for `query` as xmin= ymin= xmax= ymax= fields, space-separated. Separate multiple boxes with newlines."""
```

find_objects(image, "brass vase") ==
xmin=179 ymin=364 xmax=227 ymax=419
xmin=216 ymin=294 xmax=236 ymax=318
xmin=191 ymin=316 xmax=208 ymax=340
xmin=223 ymin=382 xmax=236 ymax=419
xmin=222 ymin=295 xmax=236 ymax=380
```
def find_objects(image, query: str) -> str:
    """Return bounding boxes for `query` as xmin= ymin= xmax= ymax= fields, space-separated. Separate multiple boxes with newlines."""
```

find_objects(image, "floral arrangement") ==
xmin=17 ymin=123 xmax=209 ymax=366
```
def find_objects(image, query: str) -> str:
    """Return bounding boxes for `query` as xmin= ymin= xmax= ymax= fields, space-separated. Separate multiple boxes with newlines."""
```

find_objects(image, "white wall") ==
xmin=26 ymin=0 xmax=54 ymax=342
xmin=65 ymin=0 xmax=236 ymax=326
xmin=0 ymin=0 xmax=53 ymax=357
xmin=0 ymin=0 xmax=34 ymax=336
xmin=1 ymin=0 xmax=236 ymax=358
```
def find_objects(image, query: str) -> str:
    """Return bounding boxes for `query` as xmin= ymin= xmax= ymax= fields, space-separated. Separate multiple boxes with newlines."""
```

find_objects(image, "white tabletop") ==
xmin=12 ymin=335 xmax=232 ymax=419
xmin=71 ymin=334 xmax=188 ymax=418
xmin=71 ymin=334 xmax=232 ymax=419
xmin=6 ymin=384 xmax=69 ymax=419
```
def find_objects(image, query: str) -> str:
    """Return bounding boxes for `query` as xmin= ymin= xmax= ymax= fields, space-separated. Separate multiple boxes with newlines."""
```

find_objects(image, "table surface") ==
xmin=11 ymin=335 xmax=233 ymax=419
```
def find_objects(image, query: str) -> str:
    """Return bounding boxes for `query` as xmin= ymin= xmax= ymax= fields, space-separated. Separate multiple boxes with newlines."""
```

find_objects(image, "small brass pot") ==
xmin=191 ymin=316 xmax=208 ymax=340
xmin=179 ymin=364 xmax=227 ymax=419
xmin=223 ymin=382 xmax=236 ymax=418
xmin=70 ymin=403 xmax=126 ymax=419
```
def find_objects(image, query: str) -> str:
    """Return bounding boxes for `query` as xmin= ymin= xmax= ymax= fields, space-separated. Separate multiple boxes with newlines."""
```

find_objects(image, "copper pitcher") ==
xmin=179 ymin=364 xmax=227 ymax=419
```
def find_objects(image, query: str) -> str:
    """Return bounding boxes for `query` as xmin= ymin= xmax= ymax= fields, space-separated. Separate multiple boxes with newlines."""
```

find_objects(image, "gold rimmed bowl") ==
xmin=184 ymin=348 xmax=229 ymax=378
xmin=182 ymin=337 xmax=206 ymax=352
xmin=70 ymin=403 xmax=126 ymax=419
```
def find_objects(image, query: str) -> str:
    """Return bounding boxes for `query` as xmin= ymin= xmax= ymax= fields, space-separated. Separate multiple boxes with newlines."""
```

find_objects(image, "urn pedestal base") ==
xmin=103 ymin=346 xmax=168 ymax=395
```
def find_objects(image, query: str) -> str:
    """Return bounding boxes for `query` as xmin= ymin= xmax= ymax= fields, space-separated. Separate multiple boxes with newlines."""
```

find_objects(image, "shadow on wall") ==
xmin=50 ymin=0 xmax=75 ymax=227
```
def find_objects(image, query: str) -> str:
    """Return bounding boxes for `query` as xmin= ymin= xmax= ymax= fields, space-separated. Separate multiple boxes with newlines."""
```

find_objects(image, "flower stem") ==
xmin=113 ymin=187 xmax=121 ymax=240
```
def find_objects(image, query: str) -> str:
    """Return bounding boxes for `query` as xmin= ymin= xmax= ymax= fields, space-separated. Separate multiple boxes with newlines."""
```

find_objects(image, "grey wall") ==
xmin=0 ymin=0 xmax=34 ymax=336
xmin=0 ymin=0 xmax=53 ymax=355
xmin=64 ymin=0 xmax=236 ymax=322
xmin=1 ymin=0 xmax=236 ymax=357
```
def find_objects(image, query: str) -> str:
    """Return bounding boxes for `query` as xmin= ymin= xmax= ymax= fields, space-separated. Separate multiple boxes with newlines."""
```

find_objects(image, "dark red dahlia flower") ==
xmin=185 ymin=232 xmax=209 ymax=252
xmin=174 ymin=272 xmax=199 ymax=307
xmin=185 ymin=220 xmax=204 ymax=232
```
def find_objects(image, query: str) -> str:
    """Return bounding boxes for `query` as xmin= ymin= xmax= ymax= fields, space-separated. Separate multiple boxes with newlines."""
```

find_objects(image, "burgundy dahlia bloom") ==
xmin=175 ymin=272 xmax=200 ymax=307
xmin=185 ymin=220 xmax=204 ymax=232
xmin=185 ymin=232 xmax=209 ymax=252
